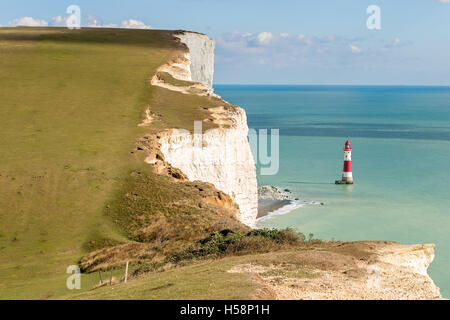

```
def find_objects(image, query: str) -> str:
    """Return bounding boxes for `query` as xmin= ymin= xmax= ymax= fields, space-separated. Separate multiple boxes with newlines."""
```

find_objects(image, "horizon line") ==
xmin=213 ymin=83 xmax=450 ymax=87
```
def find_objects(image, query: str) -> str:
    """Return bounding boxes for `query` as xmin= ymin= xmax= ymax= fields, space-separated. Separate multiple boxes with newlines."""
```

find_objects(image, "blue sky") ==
xmin=1 ymin=0 xmax=450 ymax=85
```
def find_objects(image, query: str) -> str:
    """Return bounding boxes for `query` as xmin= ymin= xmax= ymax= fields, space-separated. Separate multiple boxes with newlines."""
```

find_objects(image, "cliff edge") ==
xmin=146 ymin=31 xmax=258 ymax=226
xmin=229 ymin=242 xmax=442 ymax=300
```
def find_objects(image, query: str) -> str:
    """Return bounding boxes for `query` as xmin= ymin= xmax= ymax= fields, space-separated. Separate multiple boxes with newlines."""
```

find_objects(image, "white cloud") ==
xmin=119 ymin=19 xmax=152 ymax=29
xmin=437 ymin=0 xmax=450 ymax=3
xmin=257 ymin=32 xmax=274 ymax=45
xmin=384 ymin=37 xmax=413 ymax=49
xmin=214 ymin=30 xmax=431 ymax=84
xmin=50 ymin=13 xmax=102 ymax=28
xmin=8 ymin=14 xmax=153 ymax=30
xmin=215 ymin=32 xmax=264 ymax=57
xmin=49 ymin=15 xmax=79 ymax=27
xmin=349 ymin=44 xmax=362 ymax=53
xmin=9 ymin=16 xmax=48 ymax=27
xmin=49 ymin=16 xmax=66 ymax=26
xmin=217 ymin=31 xmax=362 ymax=60
xmin=85 ymin=14 xmax=103 ymax=27
xmin=48 ymin=15 xmax=151 ymax=29
xmin=214 ymin=30 xmax=421 ymax=80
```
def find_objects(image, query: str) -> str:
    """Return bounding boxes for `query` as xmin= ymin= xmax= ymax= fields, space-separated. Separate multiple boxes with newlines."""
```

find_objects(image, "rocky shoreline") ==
xmin=257 ymin=185 xmax=321 ymax=219
xmin=257 ymin=186 xmax=292 ymax=218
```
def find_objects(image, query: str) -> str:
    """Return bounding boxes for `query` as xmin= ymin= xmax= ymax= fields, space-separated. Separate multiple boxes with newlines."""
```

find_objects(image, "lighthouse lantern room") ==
xmin=335 ymin=140 xmax=354 ymax=185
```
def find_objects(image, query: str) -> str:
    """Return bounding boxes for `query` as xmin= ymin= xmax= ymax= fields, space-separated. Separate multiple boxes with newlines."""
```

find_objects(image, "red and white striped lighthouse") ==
xmin=336 ymin=140 xmax=354 ymax=184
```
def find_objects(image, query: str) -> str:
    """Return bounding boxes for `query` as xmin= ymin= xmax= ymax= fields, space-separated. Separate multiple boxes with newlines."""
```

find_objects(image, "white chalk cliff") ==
xmin=152 ymin=32 xmax=258 ymax=226
xmin=175 ymin=32 xmax=215 ymax=88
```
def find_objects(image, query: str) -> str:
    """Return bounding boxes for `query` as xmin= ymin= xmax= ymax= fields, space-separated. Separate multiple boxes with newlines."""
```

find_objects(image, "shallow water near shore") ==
xmin=215 ymin=85 xmax=450 ymax=298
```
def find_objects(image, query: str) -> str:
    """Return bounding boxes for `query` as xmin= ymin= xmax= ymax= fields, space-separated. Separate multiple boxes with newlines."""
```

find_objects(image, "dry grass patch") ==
xmin=80 ymin=169 xmax=248 ymax=272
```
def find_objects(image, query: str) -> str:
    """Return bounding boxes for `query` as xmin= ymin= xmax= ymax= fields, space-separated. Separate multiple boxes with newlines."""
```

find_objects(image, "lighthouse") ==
xmin=336 ymin=140 xmax=354 ymax=185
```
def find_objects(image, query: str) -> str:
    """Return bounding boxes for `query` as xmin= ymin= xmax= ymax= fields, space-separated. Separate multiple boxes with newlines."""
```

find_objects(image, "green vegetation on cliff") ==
xmin=0 ymin=27 xmax=238 ymax=299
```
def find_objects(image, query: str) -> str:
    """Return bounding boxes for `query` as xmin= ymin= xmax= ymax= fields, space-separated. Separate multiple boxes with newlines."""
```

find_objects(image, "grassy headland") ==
xmin=0 ymin=27 xmax=238 ymax=299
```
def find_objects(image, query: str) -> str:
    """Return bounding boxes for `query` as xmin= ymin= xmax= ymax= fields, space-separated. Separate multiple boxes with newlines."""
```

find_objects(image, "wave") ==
xmin=257 ymin=199 xmax=320 ymax=223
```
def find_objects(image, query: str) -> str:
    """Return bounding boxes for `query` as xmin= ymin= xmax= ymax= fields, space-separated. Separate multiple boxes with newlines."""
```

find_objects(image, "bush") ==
xmin=170 ymin=229 xmax=244 ymax=262
xmin=169 ymin=228 xmax=306 ymax=263
xmin=225 ymin=236 xmax=275 ymax=254
xmin=246 ymin=228 xmax=305 ymax=243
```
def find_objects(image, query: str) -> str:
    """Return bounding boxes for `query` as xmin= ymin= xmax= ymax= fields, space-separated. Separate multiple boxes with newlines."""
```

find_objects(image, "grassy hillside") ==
xmin=67 ymin=240 xmax=378 ymax=300
xmin=0 ymin=27 xmax=237 ymax=299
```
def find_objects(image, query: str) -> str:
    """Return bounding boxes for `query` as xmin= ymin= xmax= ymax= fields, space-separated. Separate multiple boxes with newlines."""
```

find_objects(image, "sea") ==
xmin=214 ymin=85 xmax=450 ymax=298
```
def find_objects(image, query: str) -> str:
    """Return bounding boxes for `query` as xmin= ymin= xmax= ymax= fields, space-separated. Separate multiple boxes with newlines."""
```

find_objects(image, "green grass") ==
xmin=147 ymin=85 xmax=231 ymax=132
xmin=64 ymin=243 xmax=362 ymax=300
xmin=0 ymin=26 xmax=253 ymax=299
xmin=67 ymin=256 xmax=260 ymax=300
xmin=156 ymin=71 xmax=195 ymax=87
xmin=0 ymin=27 xmax=210 ymax=299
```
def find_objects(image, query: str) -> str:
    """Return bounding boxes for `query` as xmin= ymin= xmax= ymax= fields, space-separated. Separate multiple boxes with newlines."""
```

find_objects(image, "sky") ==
xmin=1 ymin=0 xmax=450 ymax=85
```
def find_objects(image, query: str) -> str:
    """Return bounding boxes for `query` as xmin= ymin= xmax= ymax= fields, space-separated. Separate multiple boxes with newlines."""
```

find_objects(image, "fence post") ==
xmin=99 ymin=270 xmax=103 ymax=284
xmin=124 ymin=261 xmax=129 ymax=283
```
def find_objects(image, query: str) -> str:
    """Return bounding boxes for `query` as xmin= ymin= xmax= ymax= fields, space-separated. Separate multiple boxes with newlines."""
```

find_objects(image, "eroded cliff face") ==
xmin=159 ymin=110 xmax=258 ymax=226
xmin=149 ymin=32 xmax=258 ymax=226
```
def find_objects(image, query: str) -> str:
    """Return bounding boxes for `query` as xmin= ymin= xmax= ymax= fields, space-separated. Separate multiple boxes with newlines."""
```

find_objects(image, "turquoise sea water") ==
xmin=214 ymin=85 xmax=450 ymax=298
